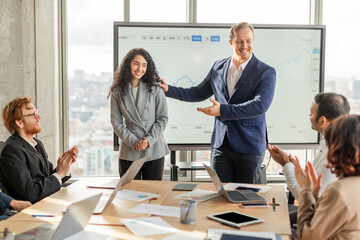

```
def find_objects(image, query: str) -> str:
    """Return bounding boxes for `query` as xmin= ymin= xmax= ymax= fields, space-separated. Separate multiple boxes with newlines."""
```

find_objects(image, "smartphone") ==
xmin=240 ymin=203 xmax=269 ymax=208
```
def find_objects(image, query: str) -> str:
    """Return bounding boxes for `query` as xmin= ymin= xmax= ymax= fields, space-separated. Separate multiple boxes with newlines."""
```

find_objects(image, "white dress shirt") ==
xmin=227 ymin=54 xmax=252 ymax=96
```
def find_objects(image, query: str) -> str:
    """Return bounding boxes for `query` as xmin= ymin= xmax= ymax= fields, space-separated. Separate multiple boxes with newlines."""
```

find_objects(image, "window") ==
xmin=130 ymin=0 xmax=186 ymax=22
xmin=66 ymin=0 xmax=318 ymax=178
xmin=67 ymin=0 xmax=186 ymax=177
xmin=197 ymin=0 xmax=309 ymax=24
xmin=323 ymin=0 xmax=360 ymax=114
xmin=67 ymin=0 xmax=124 ymax=176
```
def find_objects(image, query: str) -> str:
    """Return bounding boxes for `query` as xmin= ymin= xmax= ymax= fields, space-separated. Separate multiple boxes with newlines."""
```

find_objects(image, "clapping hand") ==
xmin=290 ymin=154 xmax=322 ymax=199
xmin=56 ymin=145 xmax=79 ymax=178
xmin=267 ymin=144 xmax=291 ymax=167
xmin=290 ymin=154 xmax=311 ymax=189
xmin=308 ymin=161 xmax=322 ymax=200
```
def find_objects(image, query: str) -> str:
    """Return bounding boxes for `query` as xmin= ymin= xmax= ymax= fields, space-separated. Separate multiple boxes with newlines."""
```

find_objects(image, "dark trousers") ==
xmin=210 ymin=135 xmax=264 ymax=183
xmin=119 ymin=157 xmax=164 ymax=180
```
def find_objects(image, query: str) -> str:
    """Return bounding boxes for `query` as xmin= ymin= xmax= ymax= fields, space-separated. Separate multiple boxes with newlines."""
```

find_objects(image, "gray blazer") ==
xmin=110 ymin=81 xmax=169 ymax=161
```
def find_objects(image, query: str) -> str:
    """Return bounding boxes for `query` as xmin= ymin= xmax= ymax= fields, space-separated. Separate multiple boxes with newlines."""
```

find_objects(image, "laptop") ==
xmin=15 ymin=193 xmax=108 ymax=240
xmin=203 ymin=164 xmax=266 ymax=203
xmin=93 ymin=157 xmax=147 ymax=214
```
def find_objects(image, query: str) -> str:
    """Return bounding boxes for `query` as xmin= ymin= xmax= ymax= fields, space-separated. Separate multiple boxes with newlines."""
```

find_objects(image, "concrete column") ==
xmin=0 ymin=0 xmax=59 ymax=163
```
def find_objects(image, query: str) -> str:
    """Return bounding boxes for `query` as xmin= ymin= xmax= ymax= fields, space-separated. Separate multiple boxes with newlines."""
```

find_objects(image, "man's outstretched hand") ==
xmin=197 ymin=98 xmax=221 ymax=116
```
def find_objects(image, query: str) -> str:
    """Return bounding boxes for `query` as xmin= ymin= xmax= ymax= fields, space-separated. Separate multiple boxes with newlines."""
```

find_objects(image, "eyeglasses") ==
xmin=23 ymin=109 xmax=39 ymax=119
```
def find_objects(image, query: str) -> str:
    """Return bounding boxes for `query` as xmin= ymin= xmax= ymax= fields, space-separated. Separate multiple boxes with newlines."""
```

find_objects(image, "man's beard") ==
xmin=25 ymin=125 xmax=42 ymax=135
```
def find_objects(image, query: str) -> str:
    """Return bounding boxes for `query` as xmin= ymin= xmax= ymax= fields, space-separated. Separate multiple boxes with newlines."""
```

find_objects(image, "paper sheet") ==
xmin=223 ymin=183 xmax=272 ymax=193
xmin=130 ymin=203 xmax=180 ymax=218
xmin=173 ymin=189 xmax=219 ymax=202
xmin=121 ymin=217 xmax=178 ymax=236
xmin=86 ymin=179 xmax=118 ymax=189
xmin=115 ymin=189 xmax=160 ymax=202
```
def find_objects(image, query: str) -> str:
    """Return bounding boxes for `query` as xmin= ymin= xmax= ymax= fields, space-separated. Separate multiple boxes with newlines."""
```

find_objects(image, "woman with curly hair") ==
xmin=291 ymin=114 xmax=360 ymax=239
xmin=108 ymin=48 xmax=169 ymax=180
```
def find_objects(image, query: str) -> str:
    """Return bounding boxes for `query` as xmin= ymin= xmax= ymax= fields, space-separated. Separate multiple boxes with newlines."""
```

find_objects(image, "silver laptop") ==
xmin=93 ymin=157 xmax=147 ymax=214
xmin=203 ymin=164 xmax=266 ymax=203
xmin=15 ymin=193 xmax=109 ymax=240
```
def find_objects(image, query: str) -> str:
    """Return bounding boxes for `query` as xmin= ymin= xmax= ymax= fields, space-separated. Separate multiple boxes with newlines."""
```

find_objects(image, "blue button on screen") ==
xmin=192 ymin=35 xmax=202 ymax=42
xmin=211 ymin=36 xmax=220 ymax=42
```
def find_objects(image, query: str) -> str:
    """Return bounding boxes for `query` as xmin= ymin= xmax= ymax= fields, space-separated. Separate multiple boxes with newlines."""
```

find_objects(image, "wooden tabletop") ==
xmin=0 ymin=179 xmax=291 ymax=239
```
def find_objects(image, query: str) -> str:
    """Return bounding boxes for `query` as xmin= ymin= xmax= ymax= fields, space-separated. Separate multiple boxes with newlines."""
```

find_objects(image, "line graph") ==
xmin=274 ymin=48 xmax=311 ymax=69
xmin=171 ymin=75 xmax=198 ymax=87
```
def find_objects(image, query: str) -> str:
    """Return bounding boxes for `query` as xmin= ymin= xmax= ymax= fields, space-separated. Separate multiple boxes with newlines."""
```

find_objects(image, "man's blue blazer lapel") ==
xmin=230 ymin=55 xmax=258 ymax=101
xmin=222 ymin=57 xmax=231 ymax=101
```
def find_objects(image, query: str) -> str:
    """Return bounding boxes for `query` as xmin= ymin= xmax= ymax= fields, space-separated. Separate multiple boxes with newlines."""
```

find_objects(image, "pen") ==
xmin=32 ymin=214 xmax=56 ymax=217
xmin=185 ymin=201 xmax=193 ymax=218
xmin=272 ymin=198 xmax=276 ymax=212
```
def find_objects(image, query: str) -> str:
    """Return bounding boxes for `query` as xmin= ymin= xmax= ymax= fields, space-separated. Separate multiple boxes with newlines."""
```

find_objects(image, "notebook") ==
xmin=203 ymin=164 xmax=266 ymax=203
xmin=93 ymin=157 xmax=147 ymax=214
xmin=15 ymin=193 xmax=109 ymax=240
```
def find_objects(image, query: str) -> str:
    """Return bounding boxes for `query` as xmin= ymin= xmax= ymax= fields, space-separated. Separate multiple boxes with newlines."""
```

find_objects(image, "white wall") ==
xmin=0 ymin=0 xmax=59 ymax=163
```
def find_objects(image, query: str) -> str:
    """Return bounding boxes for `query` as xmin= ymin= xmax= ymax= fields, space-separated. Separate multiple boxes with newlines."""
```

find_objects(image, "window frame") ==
xmin=60 ymin=0 xmax=323 ymax=178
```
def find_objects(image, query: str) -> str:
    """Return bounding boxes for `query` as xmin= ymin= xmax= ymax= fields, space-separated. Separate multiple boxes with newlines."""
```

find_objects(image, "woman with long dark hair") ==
xmin=108 ymin=48 xmax=169 ymax=180
xmin=291 ymin=114 xmax=360 ymax=239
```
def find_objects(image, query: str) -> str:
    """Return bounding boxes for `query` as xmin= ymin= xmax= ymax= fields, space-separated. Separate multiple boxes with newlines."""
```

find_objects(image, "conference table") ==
xmin=0 ymin=179 xmax=291 ymax=239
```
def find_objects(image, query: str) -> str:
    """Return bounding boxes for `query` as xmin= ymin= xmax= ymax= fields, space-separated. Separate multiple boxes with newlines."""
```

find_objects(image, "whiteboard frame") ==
xmin=113 ymin=22 xmax=325 ymax=150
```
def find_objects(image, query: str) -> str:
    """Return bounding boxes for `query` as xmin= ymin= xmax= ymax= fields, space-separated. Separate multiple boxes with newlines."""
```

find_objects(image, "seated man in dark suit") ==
xmin=0 ymin=192 xmax=31 ymax=221
xmin=0 ymin=97 xmax=78 ymax=203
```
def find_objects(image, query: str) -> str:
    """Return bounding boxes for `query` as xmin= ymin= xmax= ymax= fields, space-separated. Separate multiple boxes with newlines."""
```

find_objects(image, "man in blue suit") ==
xmin=159 ymin=22 xmax=276 ymax=183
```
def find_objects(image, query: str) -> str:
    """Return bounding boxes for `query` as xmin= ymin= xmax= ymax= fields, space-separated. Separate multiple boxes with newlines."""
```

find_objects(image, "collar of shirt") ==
xmin=231 ymin=53 xmax=252 ymax=71
xmin=21 ymin=136 xmax=38 ymax=150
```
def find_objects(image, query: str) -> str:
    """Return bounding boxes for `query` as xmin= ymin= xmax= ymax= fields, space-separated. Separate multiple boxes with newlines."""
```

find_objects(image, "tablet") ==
xmin=207 ymin=211 xmax=263 ymax=228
